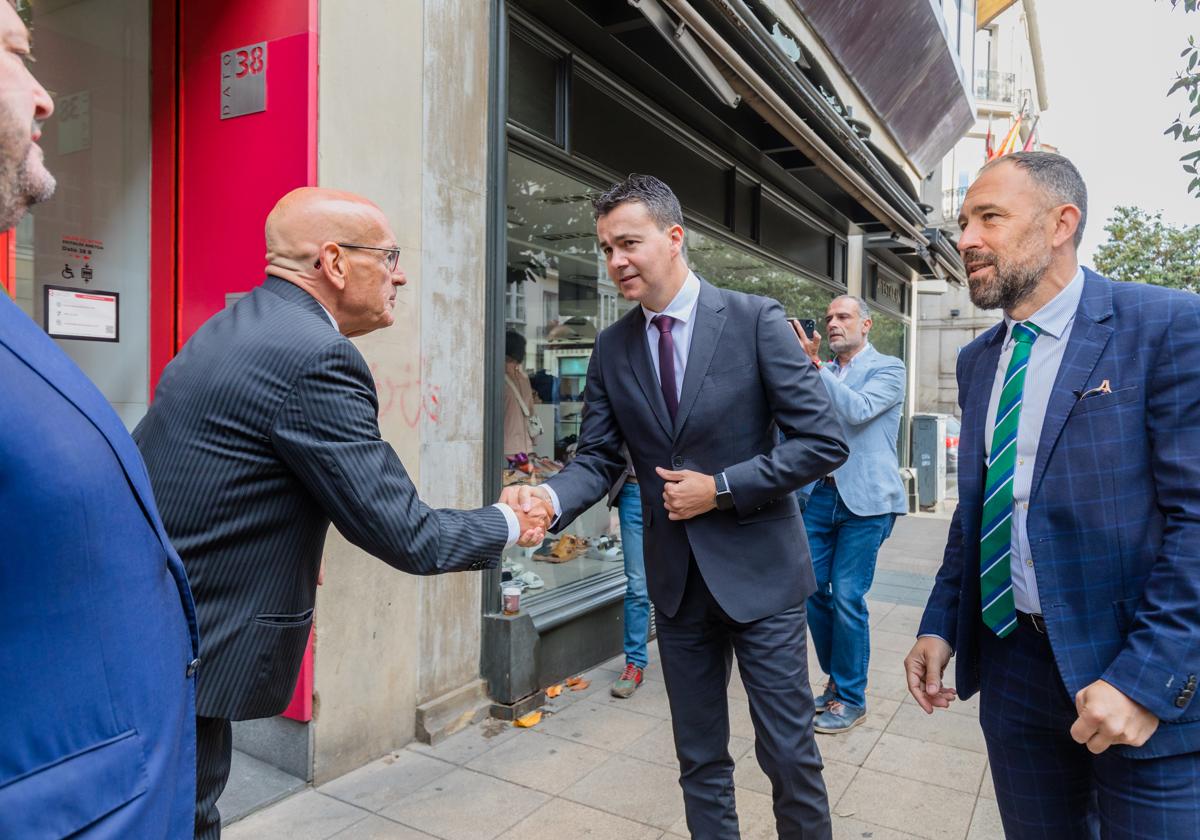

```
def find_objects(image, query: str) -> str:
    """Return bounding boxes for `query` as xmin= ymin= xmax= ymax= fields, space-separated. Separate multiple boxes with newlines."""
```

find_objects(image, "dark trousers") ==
xmin=195 ymin=716 xmax=233 ymax=840
xmin=980 ymin=621 xmax=1200 ymax=838
xmin=655 ymin=560 xmax=832 ymax=839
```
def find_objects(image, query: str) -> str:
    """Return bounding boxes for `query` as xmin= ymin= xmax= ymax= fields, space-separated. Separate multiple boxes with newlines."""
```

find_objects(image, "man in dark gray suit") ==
xmin=502 ymin=175 xmax=847 ymax=838
xmin=134 ymin=187 xmax=551 ymax=839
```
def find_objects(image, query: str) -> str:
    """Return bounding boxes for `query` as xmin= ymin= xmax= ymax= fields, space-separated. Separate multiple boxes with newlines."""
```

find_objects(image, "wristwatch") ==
xmin=714 ymin=471 xmax=735 ymax=511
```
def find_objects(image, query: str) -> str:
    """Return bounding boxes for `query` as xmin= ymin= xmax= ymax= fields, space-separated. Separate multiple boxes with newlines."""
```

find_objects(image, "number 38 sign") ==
xmin=220 ymin=41 xmax=267 ymax=120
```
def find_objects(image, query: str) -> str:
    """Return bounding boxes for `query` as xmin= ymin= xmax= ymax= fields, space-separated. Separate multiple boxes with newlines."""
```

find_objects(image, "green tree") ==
xmin=1093 ymin=205 xmax=1200 ymax=293
xmin=1164 ymin=1 xmax=1200 ymax=195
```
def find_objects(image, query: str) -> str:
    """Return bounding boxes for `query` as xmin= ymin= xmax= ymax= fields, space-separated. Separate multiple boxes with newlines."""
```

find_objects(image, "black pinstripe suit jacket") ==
xmin=134 ymin=276 xmax=507 ymax=720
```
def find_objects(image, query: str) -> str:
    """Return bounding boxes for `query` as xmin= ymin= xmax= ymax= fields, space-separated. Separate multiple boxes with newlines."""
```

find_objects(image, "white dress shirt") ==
xmin=641 ymin=271 xmax=702 ymax=402
xmin=983 ymin=267 xmax=1085 ymax=614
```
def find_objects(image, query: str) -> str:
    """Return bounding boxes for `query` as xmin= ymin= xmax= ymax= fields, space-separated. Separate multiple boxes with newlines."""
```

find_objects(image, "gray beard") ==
xmin=967 ymin=251 xmax=1050 ymax=312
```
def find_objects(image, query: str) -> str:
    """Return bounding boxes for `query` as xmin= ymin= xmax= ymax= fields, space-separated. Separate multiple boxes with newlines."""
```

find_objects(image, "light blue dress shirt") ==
xmin=983 ymin=267 xmax=1085 ymax=614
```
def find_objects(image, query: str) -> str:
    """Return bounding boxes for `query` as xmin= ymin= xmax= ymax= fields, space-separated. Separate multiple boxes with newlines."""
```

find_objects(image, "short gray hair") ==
xmin=980 ymin=151 xmax=1088 ymax=248
xmin=831 ymin=295 xmax=871 ymax=321
xmin=592 ymin=174 xmax=684 ymax=231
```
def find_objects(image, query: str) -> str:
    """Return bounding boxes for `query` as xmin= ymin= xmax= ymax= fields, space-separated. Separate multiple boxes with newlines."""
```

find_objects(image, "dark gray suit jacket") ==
xmin=548 ymin=278 xmax=848 ymax=623
xmin=134 ymin=276 xmax=507 ymax=720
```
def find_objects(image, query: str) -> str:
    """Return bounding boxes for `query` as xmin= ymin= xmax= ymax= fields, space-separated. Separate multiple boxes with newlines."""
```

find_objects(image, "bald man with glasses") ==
xmin=135 ymin=187 xmax=552 ymax=839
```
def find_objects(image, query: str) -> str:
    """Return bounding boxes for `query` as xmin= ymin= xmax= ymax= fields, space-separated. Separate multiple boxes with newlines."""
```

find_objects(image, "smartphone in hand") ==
xmin=791 ymin=318 xmax=816 ymax=339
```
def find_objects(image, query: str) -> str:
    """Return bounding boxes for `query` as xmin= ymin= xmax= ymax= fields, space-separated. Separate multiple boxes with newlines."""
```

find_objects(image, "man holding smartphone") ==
xmin=792 ymin=297 xmax=907 ymax=733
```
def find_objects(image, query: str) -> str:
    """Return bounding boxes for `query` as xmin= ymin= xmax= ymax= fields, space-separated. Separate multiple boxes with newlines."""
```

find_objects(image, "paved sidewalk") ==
xmin=227 ymin=514 xmax=1001 ymax=840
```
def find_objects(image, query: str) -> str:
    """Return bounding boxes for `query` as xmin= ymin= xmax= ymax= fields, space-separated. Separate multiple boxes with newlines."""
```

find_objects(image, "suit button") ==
xmin=1177 ymin=696 xmax=1189 ymax=708
xmin=186 ymin=658 xmax=201 ymax=678
xmin=672 ymin=456 xmax=683 ymax=469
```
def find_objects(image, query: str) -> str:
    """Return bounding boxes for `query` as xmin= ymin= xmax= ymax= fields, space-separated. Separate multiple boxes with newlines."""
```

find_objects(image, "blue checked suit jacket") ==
xmin=0 ymin=293 xmax=199 ymax=837
xmin=919 ymin=269 xmax=1200 ymax=758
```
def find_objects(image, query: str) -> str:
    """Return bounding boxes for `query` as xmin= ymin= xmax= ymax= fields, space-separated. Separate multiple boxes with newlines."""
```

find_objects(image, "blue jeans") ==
xmin=803 ymin=482 xmax=896 ymax=709
xmin=617 ymin=481 xmax=650 ymax=668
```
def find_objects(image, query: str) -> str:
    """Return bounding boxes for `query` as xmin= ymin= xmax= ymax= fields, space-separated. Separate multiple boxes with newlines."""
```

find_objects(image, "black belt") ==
xmin=1016 ymin=611 xmax=1046 ymax=634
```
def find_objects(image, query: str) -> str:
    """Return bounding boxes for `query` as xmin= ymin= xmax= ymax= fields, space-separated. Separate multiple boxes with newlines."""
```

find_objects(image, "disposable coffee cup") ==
xmin=502 ymin=585 xmax=521 ymax=616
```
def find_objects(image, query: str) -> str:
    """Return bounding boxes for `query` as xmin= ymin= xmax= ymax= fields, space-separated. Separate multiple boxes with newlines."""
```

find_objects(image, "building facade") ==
xmin=4 ymin=0 xmax=978 ymax=810
xmin=917 ymin=0 xmax=1053 ymax=416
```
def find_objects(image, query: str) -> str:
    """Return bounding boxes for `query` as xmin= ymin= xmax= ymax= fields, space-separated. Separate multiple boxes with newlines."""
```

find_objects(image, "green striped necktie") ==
xmin=980 ymin=321 xmax=1041 ymax=638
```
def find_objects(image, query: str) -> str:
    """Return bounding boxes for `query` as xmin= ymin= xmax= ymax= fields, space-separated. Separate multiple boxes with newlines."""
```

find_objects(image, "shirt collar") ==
xmin=830 ymin=342 xmax=872 ymax=371
xmin=316 ymin=301 xmax=339 ymax=331
xmin=642 ymin=271 xmax=700 ymax=329
xmin=1003 ymin=266 xmax=1085 ymax=342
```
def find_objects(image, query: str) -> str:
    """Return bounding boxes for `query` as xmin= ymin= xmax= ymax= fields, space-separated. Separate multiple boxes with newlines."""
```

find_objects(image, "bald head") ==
xmin=264 ymin=187 xmax=405 ymax=337
xmin=265 ymin=187 xmax=389 ymax=279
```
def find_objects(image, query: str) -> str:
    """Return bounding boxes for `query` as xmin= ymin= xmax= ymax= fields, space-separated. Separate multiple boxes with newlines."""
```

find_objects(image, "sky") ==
xmin=1035 ymin=0 xmax=1198 ymax=262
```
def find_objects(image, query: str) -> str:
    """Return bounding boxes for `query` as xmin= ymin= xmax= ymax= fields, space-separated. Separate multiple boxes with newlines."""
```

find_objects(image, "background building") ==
xmin=918 ymin=0 xmax=1054 ymax=416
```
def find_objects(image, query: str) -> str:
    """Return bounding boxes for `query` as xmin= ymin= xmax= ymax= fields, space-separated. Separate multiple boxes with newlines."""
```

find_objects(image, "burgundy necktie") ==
xmin=652 ymin=314 xmax=678 ymax=421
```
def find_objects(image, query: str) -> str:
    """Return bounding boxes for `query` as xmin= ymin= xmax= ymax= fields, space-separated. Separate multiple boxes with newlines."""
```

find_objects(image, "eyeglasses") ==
xmin=314 ymin=243 xmax=402 ymax=272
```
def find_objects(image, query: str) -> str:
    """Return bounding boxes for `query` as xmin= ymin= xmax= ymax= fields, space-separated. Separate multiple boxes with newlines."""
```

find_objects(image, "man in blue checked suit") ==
xmin=905 ymin=152 xmax=1200 ymax=837
xmin=0 ymin=4 xmax=199 ymax=835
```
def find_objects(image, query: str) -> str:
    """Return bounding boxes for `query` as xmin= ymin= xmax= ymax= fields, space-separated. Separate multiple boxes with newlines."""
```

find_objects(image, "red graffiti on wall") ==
xmin=371 ymin=360 xmax=441 ymax=428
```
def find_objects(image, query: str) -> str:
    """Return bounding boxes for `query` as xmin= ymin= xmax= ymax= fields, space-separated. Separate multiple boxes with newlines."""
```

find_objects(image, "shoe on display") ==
xmin=610 ymin=662 xmax=644 ymax=699
xmin=517 ymin=570 xmax=544 ymax=590
xmin=814 ymin=701 xmax=866 ymax=734
xmin=814 ymin=680 xmax=837 ymax=713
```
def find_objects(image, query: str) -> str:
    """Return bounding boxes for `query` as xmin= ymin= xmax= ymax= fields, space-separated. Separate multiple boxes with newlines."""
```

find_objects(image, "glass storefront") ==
xmin=487 ymin=7 xmax=915 ymax=699
xmin=500 ymin=152 xmax=633 ymax=601
xmin=15 ymin=0 xmax=152 ymax=429
xmin=498 ymin=152 xmax=847 ymax=606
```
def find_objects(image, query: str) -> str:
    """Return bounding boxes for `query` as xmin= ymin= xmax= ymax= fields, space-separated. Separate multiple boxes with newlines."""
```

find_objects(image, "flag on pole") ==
xmin=1022 ymin=115 xmax=1040 ymax=151
xmin=996 ymin=115 xmax=1023 ymax=157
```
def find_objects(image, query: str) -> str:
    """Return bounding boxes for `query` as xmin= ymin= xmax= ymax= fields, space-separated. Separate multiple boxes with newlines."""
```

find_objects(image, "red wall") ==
xmin=176 ymin=0 xmax=319 ymax=342
xmin=150 ymin=0 xmax=319 ymax=721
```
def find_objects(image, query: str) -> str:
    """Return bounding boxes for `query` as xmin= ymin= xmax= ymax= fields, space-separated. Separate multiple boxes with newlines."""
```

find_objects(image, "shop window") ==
xmin=570 ymin=74 xmax=727 ymax=225
xmin=20 ymin=0 xmax=151 ymax=429
xmin=757 ymin=195 xmax=833 ymax=279
xmin=868 ymin=309 xmax=911 ymax=468
xmin=508 ymin=29 xmax=560 ymax=141
xmin=686 ymin=228 xmax=836 ymax=322
xmin=501 ymin=152 xmax=636 ymax=603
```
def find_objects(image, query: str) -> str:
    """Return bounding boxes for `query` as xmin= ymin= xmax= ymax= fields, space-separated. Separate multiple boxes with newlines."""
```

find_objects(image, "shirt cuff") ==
xmin=494 ymin=503 xmax=520 ymax=547
xmin=542 ymin=483 xmax=564 ymax=525
xmin=917 ymin=633 xmax=954 ymax=654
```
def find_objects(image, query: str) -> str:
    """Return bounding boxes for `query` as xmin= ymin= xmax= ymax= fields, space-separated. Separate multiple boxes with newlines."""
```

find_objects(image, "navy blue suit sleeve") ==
xmin=1102 ymin=294 xmax=1200 ymax=721
xmin=723 ymin=299 xmax=848 ymax=515
xmin=271 ymin=340 xmax=508 ymax=573
xmin=918 ymin=346 xmax=972 ymax=649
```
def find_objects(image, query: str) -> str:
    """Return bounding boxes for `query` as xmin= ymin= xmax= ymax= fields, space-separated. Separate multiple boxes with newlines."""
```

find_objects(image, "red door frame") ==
xmin=149 ymin=0 xmax=316 ymax=722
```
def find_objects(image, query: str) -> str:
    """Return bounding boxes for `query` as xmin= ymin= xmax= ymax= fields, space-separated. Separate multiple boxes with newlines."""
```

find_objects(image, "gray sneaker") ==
xmin=814 ymin=701 xmax=866 ymax=734
xmin=813 ymin=681 xmax=837 ymax=713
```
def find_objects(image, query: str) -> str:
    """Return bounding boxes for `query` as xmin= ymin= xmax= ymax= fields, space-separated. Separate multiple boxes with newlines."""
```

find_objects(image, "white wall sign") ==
xmin=44 ymin=285 xmax=119 ymax=342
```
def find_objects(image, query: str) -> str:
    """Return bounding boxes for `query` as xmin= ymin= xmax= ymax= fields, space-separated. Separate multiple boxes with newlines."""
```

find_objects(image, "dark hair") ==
xmin=505 ymin=330 xmax=526 ymax=362
xmin=592 ymin=173 xmax=684 ymax=230
xmin=981 ymin=151 xmax=1088 ymax=248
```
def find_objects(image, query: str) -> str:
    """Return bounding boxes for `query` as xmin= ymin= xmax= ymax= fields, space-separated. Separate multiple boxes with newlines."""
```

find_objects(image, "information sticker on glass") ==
xmin=44 ymin=285 xmax=119 ymax=342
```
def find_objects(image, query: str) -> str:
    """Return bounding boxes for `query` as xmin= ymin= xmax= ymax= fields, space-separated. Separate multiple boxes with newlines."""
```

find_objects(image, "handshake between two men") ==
xmin=501 ymin=466 xmax=723 ymax=548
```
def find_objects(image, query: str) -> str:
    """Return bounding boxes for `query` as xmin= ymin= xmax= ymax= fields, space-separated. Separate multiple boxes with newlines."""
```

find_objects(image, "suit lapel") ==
xmin=0 ymin=295 xmax=175 ymax=554
xmin=626 ymin=309 xmax=674 ymax=438
xmin=1029 ymin=273 xmax=1114 ymax=500
xmin=673 ymin=280 xmax=726 ymax=438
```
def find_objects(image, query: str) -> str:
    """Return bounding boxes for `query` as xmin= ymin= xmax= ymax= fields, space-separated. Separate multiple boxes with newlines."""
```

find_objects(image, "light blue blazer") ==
xmin=809 ymin=344 xmax=907 ymax=517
